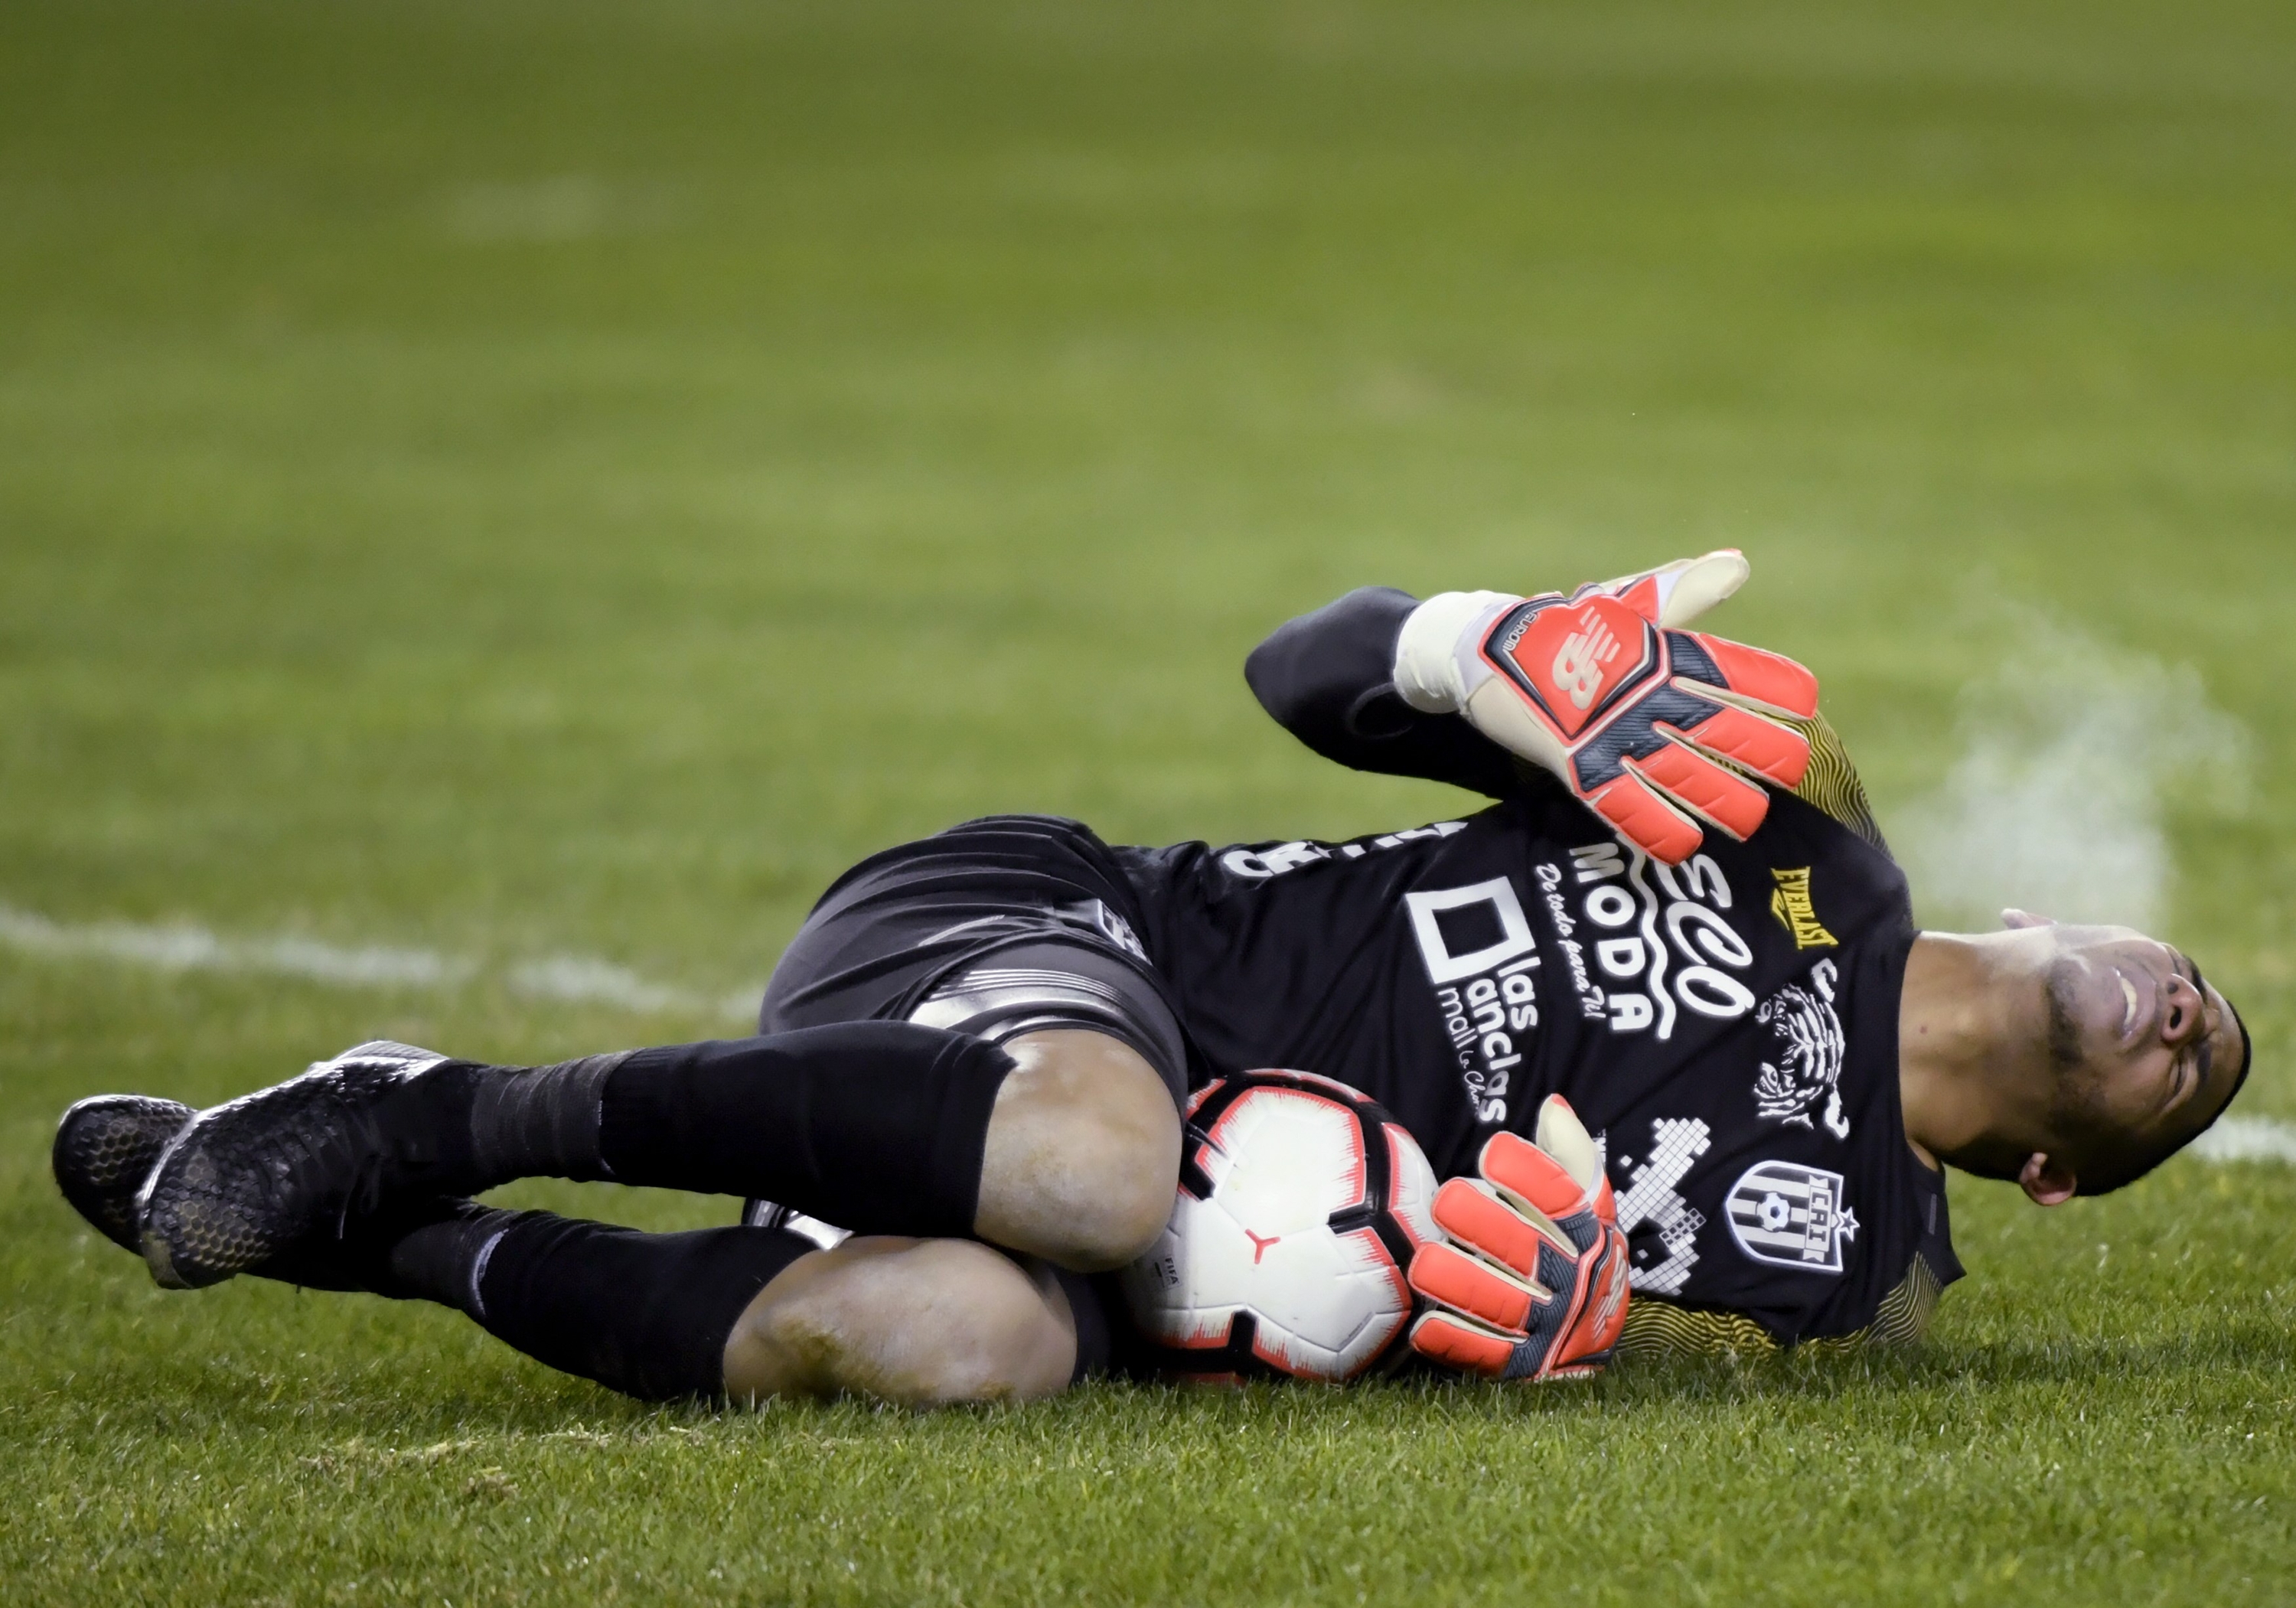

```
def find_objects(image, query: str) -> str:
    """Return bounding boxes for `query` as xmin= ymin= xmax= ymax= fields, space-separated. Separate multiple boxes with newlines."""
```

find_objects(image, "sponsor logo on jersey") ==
xmin=1533 ymin=861 xmax=1605 ymax=1020
xmin=1725 ymin=1160 xmax=1858 ymax=1274
xmin=1219 ymin=821 xmax=1466 ymax=881
xmin=1611 ymin=1117 xmax=1711 ymax=1295
xmin=1768 ymin=867 xmax=1838 ymax=949
xmin=1405 ymin=876 xmax=1541 ymax=1127
xmin=1550 ymin=840 xmax=1760 ymax=1039
xmin=1752 ymin=958 xmax=1850 ymax=1137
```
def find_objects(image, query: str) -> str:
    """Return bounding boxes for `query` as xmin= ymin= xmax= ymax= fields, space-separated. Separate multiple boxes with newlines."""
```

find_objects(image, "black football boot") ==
xmin=135 ymin=1040 xmax=484 ymax=1290
xmin=53 ymin=1091 xmax=404 ymax=1290
xmin=53 ymin=1094 xmax=195 ymax=1253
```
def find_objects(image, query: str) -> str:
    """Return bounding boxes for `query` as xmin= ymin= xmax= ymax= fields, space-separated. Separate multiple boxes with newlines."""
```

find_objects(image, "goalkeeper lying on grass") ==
xmin=54 ymin=553 xmax=2251 ymax=1404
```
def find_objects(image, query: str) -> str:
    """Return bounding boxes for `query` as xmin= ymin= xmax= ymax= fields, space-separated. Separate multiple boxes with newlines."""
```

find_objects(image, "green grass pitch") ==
xmin=4 ymin=2 xmax=2294 ymax=1601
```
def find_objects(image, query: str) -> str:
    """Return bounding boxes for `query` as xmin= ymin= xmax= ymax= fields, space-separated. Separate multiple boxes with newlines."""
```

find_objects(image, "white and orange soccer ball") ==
xmin=1121 ymin=1069 xmax=1441 ymax=1381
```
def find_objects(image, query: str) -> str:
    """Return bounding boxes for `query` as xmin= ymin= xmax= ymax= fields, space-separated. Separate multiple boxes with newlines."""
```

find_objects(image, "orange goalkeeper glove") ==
xmin=1406 ymin=1094 xmax=1630 ymax=1381
xmin=1391 ymin=550 xmax=1818 ymax=864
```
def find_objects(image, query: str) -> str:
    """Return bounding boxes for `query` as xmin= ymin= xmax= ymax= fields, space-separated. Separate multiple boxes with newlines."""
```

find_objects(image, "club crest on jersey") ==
xmin=1768 ymin=867 xmax=1838 ymax=949
xmin=1752 ymin=957 xmax=1850 ymax=1138
xmin=1725 ymin=1160 xmax=1857 ymax=1274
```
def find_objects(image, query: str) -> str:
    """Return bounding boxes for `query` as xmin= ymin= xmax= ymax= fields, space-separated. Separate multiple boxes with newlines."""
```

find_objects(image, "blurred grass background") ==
xmin=2 ymin=2 xmax=2292 ymax=1602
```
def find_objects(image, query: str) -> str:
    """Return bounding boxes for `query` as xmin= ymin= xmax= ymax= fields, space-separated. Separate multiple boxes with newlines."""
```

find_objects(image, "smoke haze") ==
xmin=1899 ymin=612 xmax=2249 ymax=934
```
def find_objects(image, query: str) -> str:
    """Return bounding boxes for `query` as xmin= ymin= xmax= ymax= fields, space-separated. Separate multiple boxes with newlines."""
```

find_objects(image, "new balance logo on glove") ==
xmin=1550 ymin=610 xmax=1622 ymax=710
xmin=1391 ymin=550 xmax=1821 ymax=866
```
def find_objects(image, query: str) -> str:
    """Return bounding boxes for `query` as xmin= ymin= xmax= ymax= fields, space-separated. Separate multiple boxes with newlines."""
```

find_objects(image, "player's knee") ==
xmin=1035 ymin=1127 xmax=1173 ymax=1271
xmin=1061 ymin=1092 xmax=1182 ymax=1268
xmin=723 ymin=1237 xmax=1076 ymax=1407
xmin=977 ymin=1030 xmax=1182 ymax=1272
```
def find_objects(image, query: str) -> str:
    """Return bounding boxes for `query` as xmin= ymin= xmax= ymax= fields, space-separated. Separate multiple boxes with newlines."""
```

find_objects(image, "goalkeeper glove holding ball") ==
xmin=1407 ymin=1094 xmax=1630 ymax=1381
xmin=1392 ymin=549 xmax=1818 ymax=864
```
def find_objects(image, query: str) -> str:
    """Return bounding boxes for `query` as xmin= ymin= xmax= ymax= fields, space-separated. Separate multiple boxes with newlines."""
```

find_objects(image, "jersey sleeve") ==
xmin=1243 ymin=587 xmax=1524 ymax=799
xmin=1779 ymin=711 xmax=1890 ymax=856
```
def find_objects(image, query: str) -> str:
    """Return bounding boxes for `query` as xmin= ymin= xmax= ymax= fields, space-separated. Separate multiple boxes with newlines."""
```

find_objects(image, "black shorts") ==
xmin=744 ymin=815 xmax=1190 ymax=1380
xmin=754 ymin=814 xmax=1189 ymax=1101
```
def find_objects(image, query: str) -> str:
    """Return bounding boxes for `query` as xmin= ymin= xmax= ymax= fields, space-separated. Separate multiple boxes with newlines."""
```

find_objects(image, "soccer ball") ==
xmin=1120 ymin=1069 xmax=1441 ymax=1381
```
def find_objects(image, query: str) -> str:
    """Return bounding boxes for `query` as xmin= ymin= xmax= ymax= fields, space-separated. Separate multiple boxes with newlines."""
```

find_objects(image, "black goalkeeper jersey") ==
xmin=1107 ymin=586 xmax=1960 ymax=1348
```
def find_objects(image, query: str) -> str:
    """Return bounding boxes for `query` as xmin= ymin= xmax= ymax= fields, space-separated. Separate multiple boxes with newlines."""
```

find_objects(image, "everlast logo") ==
xmin=1769 ymin=867 xmax=1837 ymax=950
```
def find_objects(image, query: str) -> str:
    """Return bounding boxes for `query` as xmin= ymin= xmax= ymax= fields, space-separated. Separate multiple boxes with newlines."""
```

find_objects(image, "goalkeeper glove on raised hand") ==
xmin=1406 ymin=1094 xmax=1629 ymax=1381
xmin=1391 ymin=549 xmax=1818 ymax=864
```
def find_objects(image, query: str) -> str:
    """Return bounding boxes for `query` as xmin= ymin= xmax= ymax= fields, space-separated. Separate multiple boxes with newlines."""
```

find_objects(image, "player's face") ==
xmin=2005 ymin=913 xmax=2245 ymax=1157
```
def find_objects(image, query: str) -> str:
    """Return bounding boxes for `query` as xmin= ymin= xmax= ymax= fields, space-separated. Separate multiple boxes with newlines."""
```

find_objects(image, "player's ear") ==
xmin=2018 ymin=1152 xmax=2077 ymax=1206
xmin=2001 ymin=909 xmax=2056 ymax=931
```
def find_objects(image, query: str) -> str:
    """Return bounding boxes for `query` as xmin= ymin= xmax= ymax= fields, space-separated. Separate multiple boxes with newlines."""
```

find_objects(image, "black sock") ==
xmin=465 ymin=1052 xmax=629 ymax=1183
xmin=373 ymin=1199 xmax=516 ymax=1310
xmin=381 ymin=1205 xmax=817 ymax=1401
xmin=436 ymin=1023 xmax=1013 ymax=1238
xmin=595 ymin=1023 xmax=1016 ymax=1238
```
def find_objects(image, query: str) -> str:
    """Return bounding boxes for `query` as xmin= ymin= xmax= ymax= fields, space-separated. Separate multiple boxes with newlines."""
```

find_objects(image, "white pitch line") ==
xmin=0 ymin=904 xmax=470 ymax=988
xmin=507 ymin=955 xmax=762 ymax=1023
xmin=0 ymin=902 xmax=758 ymax=1023
xmin=2190 ymin=1116 xmax=2296 ymax=1167
xmin=507 ymin=954 xmax=696 ymax=1014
